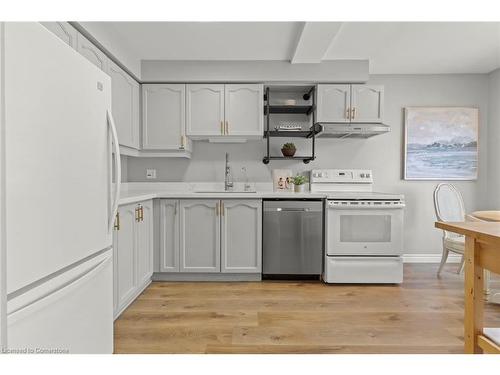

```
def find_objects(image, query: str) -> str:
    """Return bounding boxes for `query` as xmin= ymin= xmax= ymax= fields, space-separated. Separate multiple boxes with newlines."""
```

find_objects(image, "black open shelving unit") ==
xmin=262 ymin=86 xmax=317 ymax=164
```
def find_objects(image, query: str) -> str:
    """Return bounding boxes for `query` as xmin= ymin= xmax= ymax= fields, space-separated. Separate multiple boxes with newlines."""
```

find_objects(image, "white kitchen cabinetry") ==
xmin=179 ymin=200 xmax=221 ymax=273
xmin=160 ymin=199 xmax=262 ymax=275
xmin=109 ymin=59 xmax=140 ymax=150
xmin=159 ymin=199 xmax=180 ymax=272
xmin=186 ymin=84 xmax=263 ymax=140
xmin=224 ymin=84 xmax=264 ymax=137
xmin=350 ymin=85 xmax=384 ymax=123
xmin=221 ymin=200 xmax=262 ymax=273
xmin=186 ymin=84 xmax=225 ymax=137
xmin=76 ymin=33 xmax=108 ymax=72
xmin=316 ymin=84 xmax=350 ymax=123
xmin=114 ymin=204 xmax=137 ymax=314
xmin=142 ymin=84 xmax=190 ymax=151
xmin=316 ymin=84 xmax=384 ymax=123
xmin=113 ymin=200 xmax=153 ymax=319
xmin=41 ymin=22 xmax=77 ymax=48
xmin=136 ymin=201 xmax=153 ymax=287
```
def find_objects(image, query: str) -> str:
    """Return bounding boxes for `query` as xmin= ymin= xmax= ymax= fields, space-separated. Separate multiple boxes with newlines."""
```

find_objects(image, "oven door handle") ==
xmin=328 ymin=204 xmax=405 ymax=210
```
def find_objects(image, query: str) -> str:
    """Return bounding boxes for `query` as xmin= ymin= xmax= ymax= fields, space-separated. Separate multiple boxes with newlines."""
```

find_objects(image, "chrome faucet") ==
xmin=225 ymin=152 xmax=233 ymax=191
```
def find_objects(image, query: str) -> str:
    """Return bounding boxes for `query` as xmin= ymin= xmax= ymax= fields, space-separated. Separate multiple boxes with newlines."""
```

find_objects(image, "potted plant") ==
xmin=281 ymin=142 xmax=296 ymax=157
xmin=291 ymin=174 xmax=308 ymax=193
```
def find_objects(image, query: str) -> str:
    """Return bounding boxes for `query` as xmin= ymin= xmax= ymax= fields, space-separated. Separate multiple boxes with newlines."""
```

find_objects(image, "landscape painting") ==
xmin=404 ymin=107 xmax=478 ymax=180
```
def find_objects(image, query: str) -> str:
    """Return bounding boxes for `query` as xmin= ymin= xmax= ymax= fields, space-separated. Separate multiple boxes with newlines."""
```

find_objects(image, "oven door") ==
xmin=326 ymin=203 xmax=404 ymax=256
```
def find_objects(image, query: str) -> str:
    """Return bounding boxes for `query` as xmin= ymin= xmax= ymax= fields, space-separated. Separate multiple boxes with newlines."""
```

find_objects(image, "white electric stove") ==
xmin=310 ymin=169 xmax=405 ymax=284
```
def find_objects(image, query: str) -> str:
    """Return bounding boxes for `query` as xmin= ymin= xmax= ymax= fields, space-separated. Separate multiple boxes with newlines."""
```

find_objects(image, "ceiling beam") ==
xmin=291 ymin=22 xmax=343 ymax=64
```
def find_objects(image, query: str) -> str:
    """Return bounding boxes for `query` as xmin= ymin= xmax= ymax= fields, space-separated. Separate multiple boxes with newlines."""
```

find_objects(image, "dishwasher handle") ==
xmin=274 ymin=208 xmax=310 ymax=212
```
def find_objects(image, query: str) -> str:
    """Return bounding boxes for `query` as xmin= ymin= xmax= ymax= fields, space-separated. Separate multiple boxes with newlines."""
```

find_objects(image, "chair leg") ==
xmin=457 ymin=254 xmax=465 ymax=274
xmin=437 ymin=247 xmax=449 ymax=276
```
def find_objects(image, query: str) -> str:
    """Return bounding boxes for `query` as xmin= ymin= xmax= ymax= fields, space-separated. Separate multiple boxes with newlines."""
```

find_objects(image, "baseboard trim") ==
xmin=402 ymin=253 xmax=462 ymax=263
xmin=153 ymin=273 xmax=262 ymax=282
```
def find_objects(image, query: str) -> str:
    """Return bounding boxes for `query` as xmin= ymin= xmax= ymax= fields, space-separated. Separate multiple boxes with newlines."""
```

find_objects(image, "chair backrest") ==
xmin=434 ymin=183 xmax=466 ymax=223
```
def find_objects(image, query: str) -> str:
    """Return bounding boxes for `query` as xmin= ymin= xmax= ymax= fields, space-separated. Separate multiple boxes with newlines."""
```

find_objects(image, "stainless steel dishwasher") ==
xmin=263 ymin=199 xmax=324 ymax=277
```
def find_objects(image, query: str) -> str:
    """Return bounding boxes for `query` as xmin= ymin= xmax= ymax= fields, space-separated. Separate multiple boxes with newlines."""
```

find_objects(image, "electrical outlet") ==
xmin=146 ymin=169 xmax=157 ymax=179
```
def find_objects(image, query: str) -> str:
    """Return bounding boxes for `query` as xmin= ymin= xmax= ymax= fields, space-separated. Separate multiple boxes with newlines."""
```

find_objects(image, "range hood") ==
xmin=314 ymin=123 xmax=390 ymax=138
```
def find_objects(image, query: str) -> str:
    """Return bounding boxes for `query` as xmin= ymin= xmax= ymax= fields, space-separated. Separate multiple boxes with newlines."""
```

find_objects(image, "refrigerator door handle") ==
xmin=107 ymin=110 xmax=121 ymax=233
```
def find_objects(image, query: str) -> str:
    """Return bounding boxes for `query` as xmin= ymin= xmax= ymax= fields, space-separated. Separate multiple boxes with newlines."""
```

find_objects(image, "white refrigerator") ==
xmin=0 ymin=23 xmax=121 ymax=353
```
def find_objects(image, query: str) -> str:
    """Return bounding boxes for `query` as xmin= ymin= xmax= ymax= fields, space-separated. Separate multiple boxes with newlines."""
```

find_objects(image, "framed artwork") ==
xmin=404 ymin=107 xmax=479 ymax=180
xmin=272 ymin=169 xmax=293 ymax=192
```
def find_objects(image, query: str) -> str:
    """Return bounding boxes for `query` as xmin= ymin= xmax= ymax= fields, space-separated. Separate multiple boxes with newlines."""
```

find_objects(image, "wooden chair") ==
xmin=433 ymin=183 xmax=466 ymax=275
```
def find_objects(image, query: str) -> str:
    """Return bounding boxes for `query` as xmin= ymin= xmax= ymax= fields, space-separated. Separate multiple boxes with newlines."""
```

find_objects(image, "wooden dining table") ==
xmin=435 ymin=220 xmax=500 ymax=354
xmin=471 ymin=211 xmax=500 ymax=304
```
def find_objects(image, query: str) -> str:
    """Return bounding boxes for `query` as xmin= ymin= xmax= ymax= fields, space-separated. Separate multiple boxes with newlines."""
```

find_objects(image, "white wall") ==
xmin=488 ymin=68 xmax=500 ymax=208
xmin=127 ymin=74 xmax=490 ymax=255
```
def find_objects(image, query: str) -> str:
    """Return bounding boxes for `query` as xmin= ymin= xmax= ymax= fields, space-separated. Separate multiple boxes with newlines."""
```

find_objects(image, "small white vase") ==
xmin=294 ymin=184 xmax=306 ymax=193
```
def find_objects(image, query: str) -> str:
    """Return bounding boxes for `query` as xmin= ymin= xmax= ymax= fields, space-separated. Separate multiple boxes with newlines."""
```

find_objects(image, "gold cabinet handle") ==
xmin=225 ymin=121 xmax=229 ymax=135
xmin=215 ymin=201 xmax=219 ymax=216
xmin=140 ymin=205 xmax=144 ymax=222
xmin=220 ymin=121 xmax=224 ymax=135
xmin=351 ymin=107 xmax=356 ymax=120
xmin=179 ymin=135 xmax=185 ymax=150
xmin=221 ymin=201 xmax=224 ymax=216
xmin=135 ymin=207 xmax=140 ymax=222
xmin=346 ymin=107 xmax=351 ymax=120
xmin=114 ymin=212 xmax=120 ymax=231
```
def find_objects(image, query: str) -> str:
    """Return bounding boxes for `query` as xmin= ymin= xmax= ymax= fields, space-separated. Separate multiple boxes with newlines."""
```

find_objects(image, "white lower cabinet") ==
xmin=159 ymin=199 xmax=180 ymax=272
xmin=180 ymin=200 xmax=221 ymax=273
xmin=159 ymin=199 xmax=262 ymax=274
xmin=113 ymin=200 xmax=153 ymax=319
xmin=221 ymin=200 xmax=262 ymax=273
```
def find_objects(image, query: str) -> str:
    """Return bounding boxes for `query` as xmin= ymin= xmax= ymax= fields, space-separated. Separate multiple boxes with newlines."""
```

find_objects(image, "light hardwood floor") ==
xmin=114 ymin=264 xmax=500 ymax=354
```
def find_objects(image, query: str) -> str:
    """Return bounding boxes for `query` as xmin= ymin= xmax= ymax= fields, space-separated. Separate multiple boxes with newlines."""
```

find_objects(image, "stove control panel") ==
xmin=310 ymin=169 xmax=373 ymax=184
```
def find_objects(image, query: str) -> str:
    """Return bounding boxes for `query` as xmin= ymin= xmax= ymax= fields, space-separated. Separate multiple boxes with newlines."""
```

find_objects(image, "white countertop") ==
xmin=118 ymin=182 xmax=326 ymax=205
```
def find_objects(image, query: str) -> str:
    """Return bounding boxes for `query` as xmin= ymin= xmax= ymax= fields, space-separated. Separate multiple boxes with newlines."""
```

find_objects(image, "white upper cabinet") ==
xmin=109 ymin=60 xmax=140 ymax=149
xmin=316 ymin=84 xmax=384 ymax=124
xmin=224 ymin=84 xmax=263 ymax=137
xmin=316 ymin=84 xmax=351 ymax=123
xmin=41 ymin=22 xmax=77 ymax=49
xmin=186 ymin=84 xmax=225 ymax=137
xmin=179 ymin=200 xmax=220 ymax=273
xmin=221 ymin=200 xmax=262 ymax=273
xmin=76 ymin=33 xmax=108 ymax=72
xmin=350 ymin=85 xmax=384 ymax=123
xmin=186 ymin=84 xmax=264 ymax=140
xmin=159 ymin=199 xmax=180 ymax=273
xmin=142 ymin=84 xmax=188 ymax=150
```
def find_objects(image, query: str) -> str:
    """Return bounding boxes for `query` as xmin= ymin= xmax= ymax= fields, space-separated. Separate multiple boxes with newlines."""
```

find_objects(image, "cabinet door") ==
xmin=136 ymin=200 xmax=153 ymax=286
xmin=316 ymin=84 xmax=351 ymax=123
xmin=112 ymin=223 xmax=119 ymax=316
xmin=224 ymin=84 xmax=263 ymax=137
xmin=179 ymin=200 xmax=220 ymax=273
xmin=115 ymin=204 xmax=137 ymax=311
xmin=41 ymin=22 xmax=77 ymax=49
xmin=109 ymin=60 xmax=140 ymax=149
xmin=221 ymin=200 xmax=262 ymax=273
xmin=76 ymin=33 xmax=108 ymax=72
xmin=186 ymin=84 xmax=225 ymax=137
xmin=159 ymin=199 xmax=180 ymax=272
xmin=142 ymin=84 xmax=186 ymax=150
xmin=350 ymin=85 xmax=384 ymax=123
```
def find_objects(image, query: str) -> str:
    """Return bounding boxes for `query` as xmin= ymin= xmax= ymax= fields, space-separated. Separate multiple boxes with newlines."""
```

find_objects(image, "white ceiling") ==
xmin=81 ymin=22 xmax=500 ymax=74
